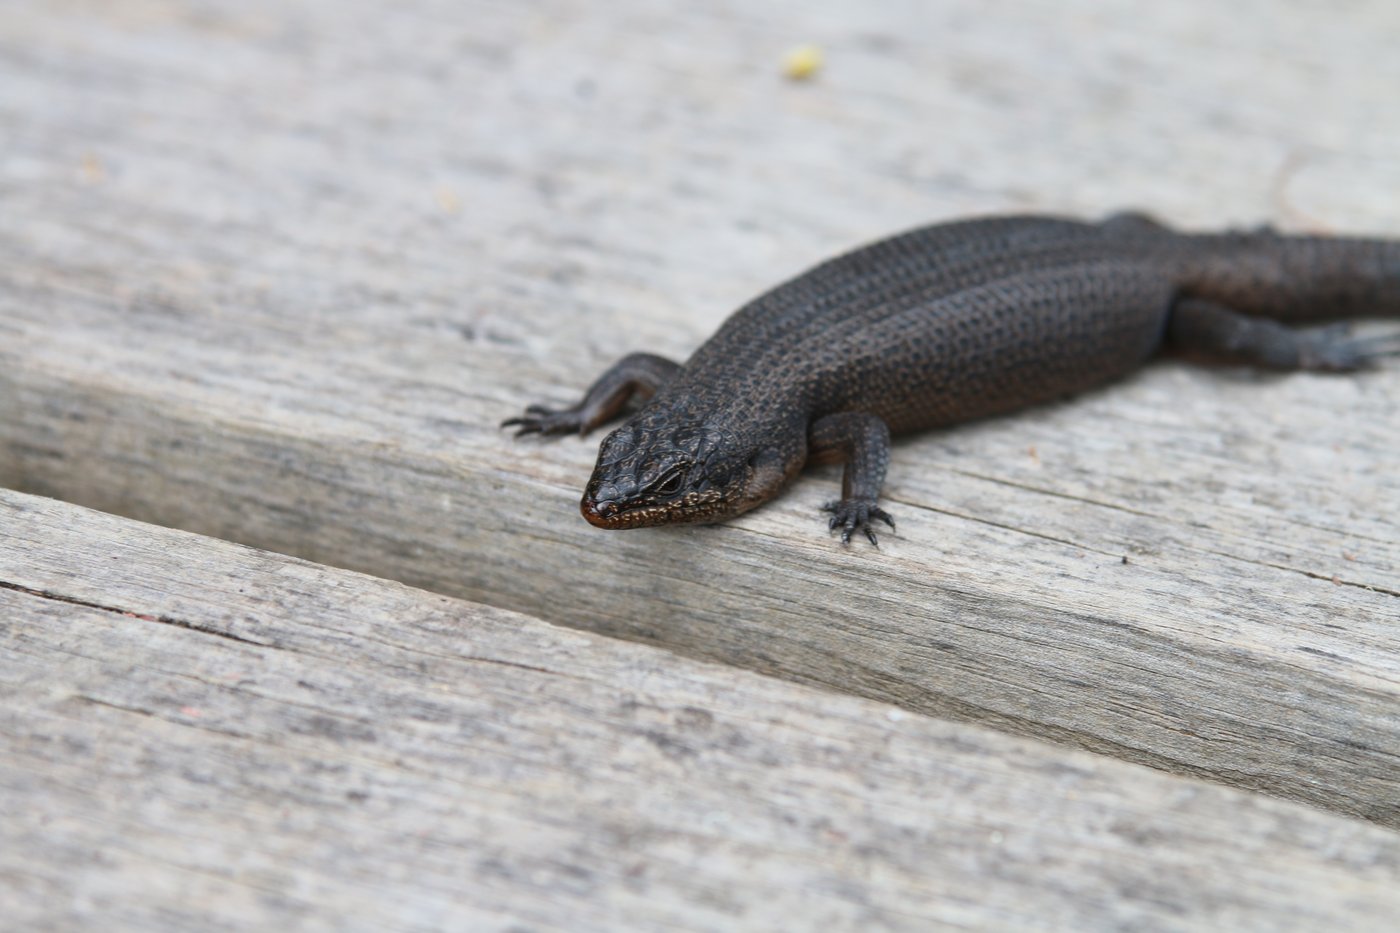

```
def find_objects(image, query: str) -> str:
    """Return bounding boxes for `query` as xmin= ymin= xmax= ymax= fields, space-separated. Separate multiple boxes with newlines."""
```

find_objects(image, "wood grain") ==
xmin=1 ymin=0 xmax=1399 ymax=829
xmin=4 ymin=489 xmax=1400 ymax=930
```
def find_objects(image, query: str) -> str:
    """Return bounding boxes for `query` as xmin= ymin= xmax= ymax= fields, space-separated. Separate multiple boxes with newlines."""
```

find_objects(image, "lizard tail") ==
xmin=1178 ymin=231 xmax=1400 ymax=323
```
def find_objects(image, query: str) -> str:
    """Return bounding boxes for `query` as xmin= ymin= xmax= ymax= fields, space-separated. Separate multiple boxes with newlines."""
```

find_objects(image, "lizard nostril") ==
xmin=580 ymin=495 xmax=620 ymax=526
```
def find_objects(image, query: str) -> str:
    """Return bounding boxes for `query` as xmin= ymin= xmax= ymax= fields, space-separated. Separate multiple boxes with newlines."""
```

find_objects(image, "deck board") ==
xmin=1 ymin=0 xmax=1398 ymax=838
xmin=4 ymin=490 xmax=1400 ymax=930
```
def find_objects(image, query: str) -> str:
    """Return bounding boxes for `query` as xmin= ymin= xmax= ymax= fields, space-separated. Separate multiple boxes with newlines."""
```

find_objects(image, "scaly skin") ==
xmin=505 ymin=213 xmax=1400 ymax=545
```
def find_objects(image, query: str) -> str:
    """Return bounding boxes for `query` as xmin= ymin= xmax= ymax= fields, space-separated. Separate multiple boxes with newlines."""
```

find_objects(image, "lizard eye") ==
xmin=653 ymin=470 xmax=686 ymax=497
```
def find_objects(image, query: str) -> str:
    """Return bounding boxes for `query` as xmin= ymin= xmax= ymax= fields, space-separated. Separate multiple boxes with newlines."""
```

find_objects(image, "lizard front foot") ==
xmin=822 ymin=499 xmax=896 ymax=547
xmin=501 ymin=403 xmax=589 ymax=436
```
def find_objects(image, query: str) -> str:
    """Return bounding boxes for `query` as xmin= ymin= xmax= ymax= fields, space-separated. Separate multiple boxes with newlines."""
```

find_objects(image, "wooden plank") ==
xmin=2 ymin=0 xmax=1399 ymax=830
xmin=4 ymin=488 xmax=1400 ymax=931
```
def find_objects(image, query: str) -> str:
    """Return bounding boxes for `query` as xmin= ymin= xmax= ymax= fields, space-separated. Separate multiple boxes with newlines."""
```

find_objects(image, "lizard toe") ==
xmin=822 ymin=499 xmax=895 ymax=547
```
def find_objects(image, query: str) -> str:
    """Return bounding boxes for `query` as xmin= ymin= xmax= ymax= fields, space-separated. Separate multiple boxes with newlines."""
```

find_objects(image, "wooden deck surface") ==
xmin=3 ymin=0 xmax=1400 ymax=927
xmin=6 ymin=489 xmax=1400 ymax=930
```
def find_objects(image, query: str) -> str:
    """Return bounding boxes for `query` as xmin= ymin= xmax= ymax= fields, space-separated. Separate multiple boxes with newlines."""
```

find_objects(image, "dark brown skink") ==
xmin=506 ymin=213 xmax=1400 ymax=544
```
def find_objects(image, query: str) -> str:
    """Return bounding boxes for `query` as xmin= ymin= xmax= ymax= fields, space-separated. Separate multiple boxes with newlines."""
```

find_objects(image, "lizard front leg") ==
xmin=503 ymin=353 xmax=680 ymax=436
xmin=809 ymin=411 xmax=896 ymax=546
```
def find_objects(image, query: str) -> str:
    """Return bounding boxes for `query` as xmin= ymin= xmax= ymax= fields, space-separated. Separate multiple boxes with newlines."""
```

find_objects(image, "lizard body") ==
xmin=505 ymin=213 xmax=1400 ymax=544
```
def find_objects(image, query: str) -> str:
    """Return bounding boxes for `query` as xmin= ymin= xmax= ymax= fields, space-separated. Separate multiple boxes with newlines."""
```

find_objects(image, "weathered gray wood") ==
xmin=4 ymin=489 xmax=1400 ymax=931
xmin=2 ymin=0 xmax=1400 ymax=829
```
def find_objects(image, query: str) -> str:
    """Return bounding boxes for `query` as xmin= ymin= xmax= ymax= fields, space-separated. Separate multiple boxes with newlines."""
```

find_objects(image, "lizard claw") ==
xmin=501 ymin=403 xmax=588 ymax=437
xmin=822 ymin=499 xmax=896 ymax=547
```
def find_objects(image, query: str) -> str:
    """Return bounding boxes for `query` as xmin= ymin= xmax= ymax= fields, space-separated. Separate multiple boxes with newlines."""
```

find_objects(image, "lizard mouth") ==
xmin=581 ymin=496 xmax=675 ymax=529
xmin=580 ymin=492 xmax=726 ymax=529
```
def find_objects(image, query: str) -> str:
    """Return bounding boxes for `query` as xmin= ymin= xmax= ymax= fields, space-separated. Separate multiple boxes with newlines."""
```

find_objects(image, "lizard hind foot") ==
xmin=822 ymin=499 xmax=896 ymax=547
xmin=1296 ymin=325 xmax=1400 ymax=372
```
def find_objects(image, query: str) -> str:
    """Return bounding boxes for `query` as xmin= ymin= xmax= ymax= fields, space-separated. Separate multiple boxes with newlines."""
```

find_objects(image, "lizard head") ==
xmin=580 ymin=410 xmax=791 ymax=529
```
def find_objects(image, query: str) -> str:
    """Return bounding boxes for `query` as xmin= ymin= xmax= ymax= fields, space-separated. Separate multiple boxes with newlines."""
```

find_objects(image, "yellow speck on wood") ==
xmin=782 ymin=45 xmax=823 ymax=80
xmin=435 ymin=187 xmax=461 ymax=213
xmin=80 ymin=152 xmax=105 ymax=183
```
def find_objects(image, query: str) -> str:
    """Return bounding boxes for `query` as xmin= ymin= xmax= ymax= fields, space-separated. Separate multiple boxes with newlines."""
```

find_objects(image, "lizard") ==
xmin=503 ymin=212 xmax=1400 ymax=545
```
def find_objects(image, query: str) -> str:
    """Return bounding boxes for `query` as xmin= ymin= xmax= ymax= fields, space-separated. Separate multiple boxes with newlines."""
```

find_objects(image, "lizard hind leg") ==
xmin=1167 ymin=298 xmax=1400 ymax=373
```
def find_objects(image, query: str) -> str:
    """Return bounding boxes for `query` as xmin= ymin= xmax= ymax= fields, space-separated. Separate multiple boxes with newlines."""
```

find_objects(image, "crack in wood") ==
xmin=905 ymin=471 xmax=1399 ymax=593
xmin=0 ymin=580 xmax=274 ymax=648
xmin=914 ymin=502 xmax=1121 ymax=558
xmin=1177 ymin=552 xmax=1400 ymax=599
